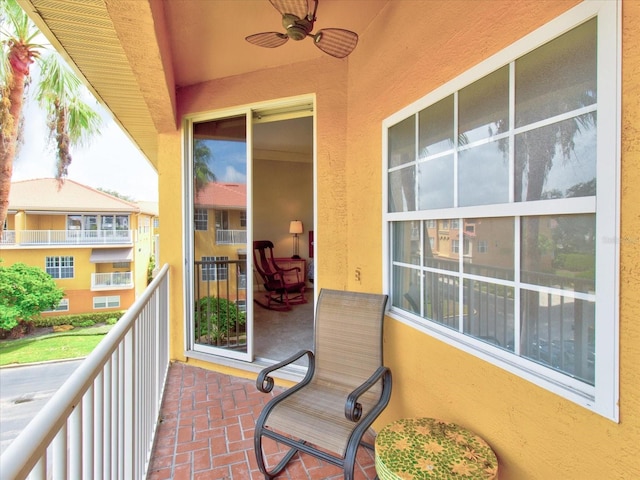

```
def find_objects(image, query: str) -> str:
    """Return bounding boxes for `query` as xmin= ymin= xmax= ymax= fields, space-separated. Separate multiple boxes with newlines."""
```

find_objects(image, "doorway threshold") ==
xmin=185 ymin=350 xmax=308 ymax=384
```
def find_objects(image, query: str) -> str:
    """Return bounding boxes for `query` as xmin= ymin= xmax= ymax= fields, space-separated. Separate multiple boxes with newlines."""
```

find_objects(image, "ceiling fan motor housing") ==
xmin=282 ymin=13 xmax=314 ymax=41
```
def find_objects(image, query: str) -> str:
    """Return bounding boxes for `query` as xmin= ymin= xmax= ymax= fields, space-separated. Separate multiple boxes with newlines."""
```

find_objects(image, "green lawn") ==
xmin=0 ymin=324 xmax=113 ymax=367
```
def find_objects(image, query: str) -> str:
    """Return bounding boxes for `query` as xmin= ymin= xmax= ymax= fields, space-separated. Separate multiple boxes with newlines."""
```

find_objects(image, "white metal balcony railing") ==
xmin=1 ymin=230 xmax=133 ymax=246
xmin=91 ymin=272 xmax=134 ymax=290
xmin=216 ymin=229 xmax=247 ymax=245
xmin=0 ymin=230 xmax=16 ymax=244
xmin=0 ymin=264 xmax=170 ymax=480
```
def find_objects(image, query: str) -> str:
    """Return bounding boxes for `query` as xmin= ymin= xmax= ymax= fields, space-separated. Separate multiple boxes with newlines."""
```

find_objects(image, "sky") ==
xmin=11 ymin=64 xmax=159 ymax=202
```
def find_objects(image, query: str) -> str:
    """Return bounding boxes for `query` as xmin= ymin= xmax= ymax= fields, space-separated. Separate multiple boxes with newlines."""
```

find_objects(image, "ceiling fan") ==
xmin=245 ymin=0 xmax=359 ymax=59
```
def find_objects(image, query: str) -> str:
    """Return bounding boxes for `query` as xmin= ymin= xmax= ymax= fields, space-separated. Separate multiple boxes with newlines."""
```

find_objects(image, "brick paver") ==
xmin=147 ymin=363 xmax=376 ymax=479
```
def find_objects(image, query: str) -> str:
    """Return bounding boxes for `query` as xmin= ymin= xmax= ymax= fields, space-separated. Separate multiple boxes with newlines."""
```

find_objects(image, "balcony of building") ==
xmin=216 ymin=229 xmax=247 ymax=245
xmin=91 ymin=272 xmax=134 ymax=291
xmin=1 ymin=229 xmax=133 ymax=247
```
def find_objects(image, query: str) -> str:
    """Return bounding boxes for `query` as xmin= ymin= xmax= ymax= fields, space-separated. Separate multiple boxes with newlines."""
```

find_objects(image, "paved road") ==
xmin=0 ymin=360 xmax=81 ymax=455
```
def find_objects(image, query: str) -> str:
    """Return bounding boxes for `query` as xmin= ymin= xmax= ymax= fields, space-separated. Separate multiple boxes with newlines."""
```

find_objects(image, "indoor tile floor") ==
xmin=147 ymin=362 xmax=377 ymax=480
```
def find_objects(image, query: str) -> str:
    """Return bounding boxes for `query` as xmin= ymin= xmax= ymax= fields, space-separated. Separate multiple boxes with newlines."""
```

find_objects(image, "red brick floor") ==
xmin=147 ymin=362 xmax=377 ymax=480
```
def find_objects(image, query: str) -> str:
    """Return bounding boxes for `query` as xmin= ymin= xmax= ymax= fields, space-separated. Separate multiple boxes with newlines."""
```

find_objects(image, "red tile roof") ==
xmin=8 ymin=178 xmax=140 ymax=213
xmin=194 ymin=182 xmax=246 ymax=209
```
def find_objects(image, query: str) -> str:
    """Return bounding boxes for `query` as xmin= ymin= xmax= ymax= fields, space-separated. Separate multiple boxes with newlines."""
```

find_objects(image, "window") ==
xmin=240 ymin=211 xmax=247 ymax=227
xmin=201 ymin=256 xmax=229 ymax=281
xmin=67 ymin=214 xmax=129 ymax=232
xmin=215 ymin=210 xmax=229 ymax=230
xmin=195 ymin=208 xmax=208 ymax=231
xmin=44 ymin=298 xmax=69 ymax=312
xmin=46 ymin=256 xmax=74 ymax=279
xmin=384 ymin=2 xmax=618 ymax=420
xmin=94 ymin=295 xmax=120 ymax=309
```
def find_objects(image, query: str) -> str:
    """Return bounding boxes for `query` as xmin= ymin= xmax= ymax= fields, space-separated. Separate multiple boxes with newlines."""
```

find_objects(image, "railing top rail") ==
xmin=0 ymin=263 xmax=170 ymax=479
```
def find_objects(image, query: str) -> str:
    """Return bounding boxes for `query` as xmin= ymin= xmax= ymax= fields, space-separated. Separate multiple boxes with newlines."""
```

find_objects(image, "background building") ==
xmin=1 ymin=179 xmax=157 ymax=316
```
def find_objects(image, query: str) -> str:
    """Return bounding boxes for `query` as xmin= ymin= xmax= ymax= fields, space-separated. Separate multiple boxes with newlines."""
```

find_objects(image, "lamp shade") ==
xmin=289 ymin=220 xmax=303 ymax=235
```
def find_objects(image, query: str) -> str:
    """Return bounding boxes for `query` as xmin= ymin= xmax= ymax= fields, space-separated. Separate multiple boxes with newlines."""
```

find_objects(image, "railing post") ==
xmin=123 ymin=327 xmax=135 ymax=478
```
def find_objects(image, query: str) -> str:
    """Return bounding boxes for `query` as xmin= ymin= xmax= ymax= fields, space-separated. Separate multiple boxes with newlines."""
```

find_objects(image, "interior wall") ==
xmin=253 ymin=159 xmax=313 ymax=262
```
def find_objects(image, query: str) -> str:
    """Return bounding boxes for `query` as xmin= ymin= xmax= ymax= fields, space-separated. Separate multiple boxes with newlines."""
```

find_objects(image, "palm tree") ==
xmin=193 ymin=139 xmax=216 ymax=192
xmin=0 ymin=0 xmax=101 ymax=238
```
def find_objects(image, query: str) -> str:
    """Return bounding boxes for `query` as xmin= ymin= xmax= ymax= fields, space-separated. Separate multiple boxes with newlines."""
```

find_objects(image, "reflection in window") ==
xmin=521 ymin=215 xmax=595 ymax=293
xmin=515 ymin=114 xmax=596 ymax=202
xmin=459 ymin=67 xmax=509 ymax=143
xmin=386 ymin=13 xmax=606 ymax=397
xmin=194 ymin=208 xmax=208 ymax=231
xmin=458 ymin=141 xmax=509 ymax=207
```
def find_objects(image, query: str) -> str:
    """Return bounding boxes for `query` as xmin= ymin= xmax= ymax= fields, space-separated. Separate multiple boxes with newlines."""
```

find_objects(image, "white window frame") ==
xmin=201 ymin=256 xmax=229 ymax=281
xmin=194 ymin=208 xmax=208 ymax=231
xmin=44 ymin=298 xmax=69 ymax=313
xmin=45 ymin=256 xmax=74 ymax=279
xmin=93 ymin=295 xmax=121 ymax=309
xmin=382 ymin=1 xmax=620 ymax=421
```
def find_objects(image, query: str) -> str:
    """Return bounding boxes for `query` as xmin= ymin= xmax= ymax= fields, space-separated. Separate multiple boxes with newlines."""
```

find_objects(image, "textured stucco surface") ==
xmin=158 ymin=1 xmax=640 ymax=477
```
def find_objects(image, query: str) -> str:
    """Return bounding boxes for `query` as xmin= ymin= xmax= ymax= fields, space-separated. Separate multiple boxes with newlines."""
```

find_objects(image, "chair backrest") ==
xmin=253 ymin=240 xmax=278 ymax=283
xmin=313 ymin=289 xmax=388 ymax=390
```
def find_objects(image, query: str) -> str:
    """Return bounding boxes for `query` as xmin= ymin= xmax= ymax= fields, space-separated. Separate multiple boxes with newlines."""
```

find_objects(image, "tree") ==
xmin=0 ymin=0 xmax=102 ymax=237
xmin=0 ymin=262 xmax=64 ymax=331
xmin=97 ymin=187 xmax=134 ymax=202
xmin=193 ymin=139 xmax=215 ymax=192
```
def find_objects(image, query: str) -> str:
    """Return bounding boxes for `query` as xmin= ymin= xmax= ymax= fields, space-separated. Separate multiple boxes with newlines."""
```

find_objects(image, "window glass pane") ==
xmin=67 ymin=215 xmax=81 ymax=230
xmin=515 ymin=18 xmax=597 ymax=128
xmin=85 ymin=216 xmax=98 ymax=230
xmin=419 ymin=95 xmax=454 ymax=156
xmin=458 ymin=141 xmax=509 ymax=206
xmin=463 ymin=217 xmax=514 ymax=281
xmin=463 ymin=279 xmax=514 ymax=350
xmin=418 ymin=154 xmax=454 ymax=210
xmin=520 ymin=289 xmax=595 ymax=385
xmin=392 ymin=265 xmax=421 ymax=314
xmin=392 ymin=221 xmax=420 ymax=265
xmin=388 ymin=166 xmax=416 ymax=212
xmin=515 ymin=113 xmax=597 ymax=201
xmin=102 ymin=215 xmax=114 ymax=230
xmin=115 ymin=216 xmax=129 ymax=230
xmin=459 ymin=66 xmax=509 ymax=143
xmin=424 ymin=219 xmax=459 ymax=272
xmin=389 ymin=116 xmax=415 ymax=168
xmin=521 ymin=215 xmax=595 ymax=293
xmin=424 ymin=271 xmax=460 ymax=329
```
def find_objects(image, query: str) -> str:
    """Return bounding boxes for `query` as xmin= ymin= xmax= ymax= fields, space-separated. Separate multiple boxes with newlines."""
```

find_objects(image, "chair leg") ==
xmin=254 ymin=429 xmax=300 ymax=479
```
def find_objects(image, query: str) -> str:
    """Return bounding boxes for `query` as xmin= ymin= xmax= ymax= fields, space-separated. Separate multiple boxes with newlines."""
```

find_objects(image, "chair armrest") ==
xmin=344 ymin=366 xmax=392 ymax=422
xmin=256 ymin=349 xmax=315 ymax=393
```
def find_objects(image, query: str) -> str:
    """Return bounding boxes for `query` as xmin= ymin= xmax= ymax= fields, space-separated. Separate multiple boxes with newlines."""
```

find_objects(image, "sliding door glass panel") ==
xmin=192 ymin=116 xmax=249 ymax=358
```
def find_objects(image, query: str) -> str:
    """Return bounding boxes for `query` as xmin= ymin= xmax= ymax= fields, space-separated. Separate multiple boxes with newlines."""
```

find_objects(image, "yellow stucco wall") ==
xmin=158 ymin=0 xmax=640 ymax=477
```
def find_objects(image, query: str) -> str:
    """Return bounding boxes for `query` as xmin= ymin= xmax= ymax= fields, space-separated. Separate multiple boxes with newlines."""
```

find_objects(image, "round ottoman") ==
xmin=375 ymin=417 xmax=498 ymax=479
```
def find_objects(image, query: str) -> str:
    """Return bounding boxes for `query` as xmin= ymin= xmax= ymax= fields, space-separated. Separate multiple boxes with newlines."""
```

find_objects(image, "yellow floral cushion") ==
xmin=375 ymin=417 xmax=498 ymax=479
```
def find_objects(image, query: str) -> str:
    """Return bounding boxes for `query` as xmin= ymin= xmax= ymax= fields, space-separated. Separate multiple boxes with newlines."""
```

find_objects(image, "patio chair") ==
xmin=253 ymin=240 xmax=307 ymax=311
xmin=254 ymin=289 xmax=392 ymax=480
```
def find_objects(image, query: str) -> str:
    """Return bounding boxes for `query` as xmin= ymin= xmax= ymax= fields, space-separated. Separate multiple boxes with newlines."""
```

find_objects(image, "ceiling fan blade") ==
xmin=246 ymin=32 xmax=289 ymax=48
xmin=269 ymin=0 xmax=310 ymax=20
xmin=313 ymin=28 xmax=358 ymax=58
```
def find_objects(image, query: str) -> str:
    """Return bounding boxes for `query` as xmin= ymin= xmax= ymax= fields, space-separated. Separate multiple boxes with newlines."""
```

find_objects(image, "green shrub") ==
xmin=554 ymin=253 xmax=595 ymax=272
xmin=72 ymin=319 xmax=95 ymax=328
xmin=33 ymin=311 xmax=125 ymax=328
xmin=195 ymin=297 xmax=246 ymax=343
